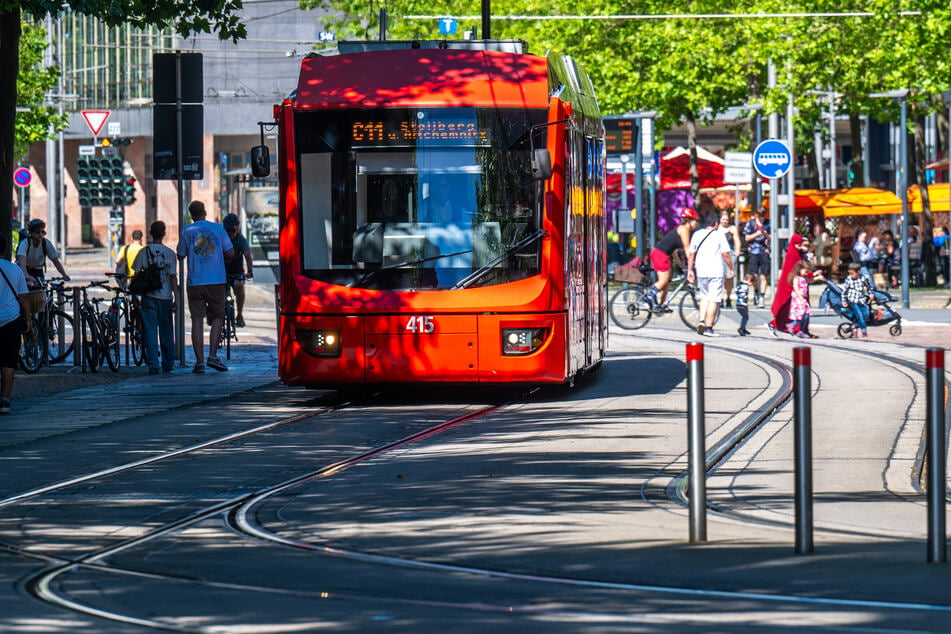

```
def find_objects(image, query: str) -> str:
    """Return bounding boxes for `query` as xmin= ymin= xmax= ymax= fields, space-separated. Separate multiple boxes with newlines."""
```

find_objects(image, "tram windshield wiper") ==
xmin=348 ymin=248 xmax=474 ymax=287
xmin=452 ymin=229 xmax=546 ymax=290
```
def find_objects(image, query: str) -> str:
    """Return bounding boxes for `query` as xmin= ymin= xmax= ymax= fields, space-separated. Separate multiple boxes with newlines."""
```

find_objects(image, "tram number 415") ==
xmin=405 ymin=315 xmax=435 ymax=334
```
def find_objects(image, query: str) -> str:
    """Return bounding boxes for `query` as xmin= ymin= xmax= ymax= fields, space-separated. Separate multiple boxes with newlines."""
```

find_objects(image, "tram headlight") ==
xmin=296 ymin=329 xmax=341 ymax=357
xmin=501 ymin=327 xmax=548 ymax=356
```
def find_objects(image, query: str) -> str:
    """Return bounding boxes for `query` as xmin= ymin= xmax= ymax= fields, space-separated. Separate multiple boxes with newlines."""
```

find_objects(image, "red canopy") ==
xmin=659 ymin=147 xmax=725 ymax=190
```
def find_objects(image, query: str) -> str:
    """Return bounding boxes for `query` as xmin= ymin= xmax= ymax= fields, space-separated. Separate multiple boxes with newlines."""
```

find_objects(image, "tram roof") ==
xmin=293 ymin=47 xmax=550 ymax=110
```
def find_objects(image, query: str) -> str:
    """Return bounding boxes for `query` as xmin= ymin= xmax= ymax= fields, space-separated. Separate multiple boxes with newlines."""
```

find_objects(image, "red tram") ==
xmin=255 ymin=40 xmax=606 ymax=388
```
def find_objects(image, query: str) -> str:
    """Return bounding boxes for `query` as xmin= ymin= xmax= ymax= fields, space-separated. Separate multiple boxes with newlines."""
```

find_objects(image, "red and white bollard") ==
xmin=686 ymin=342 xmax=706 ymax=543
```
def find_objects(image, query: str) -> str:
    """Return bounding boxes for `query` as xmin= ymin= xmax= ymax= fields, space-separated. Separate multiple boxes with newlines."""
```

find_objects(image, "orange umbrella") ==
xmin=908 ymin=184 xmax=951 ymax=213
xmin=813 ymin=187 xmax=902 ymax=216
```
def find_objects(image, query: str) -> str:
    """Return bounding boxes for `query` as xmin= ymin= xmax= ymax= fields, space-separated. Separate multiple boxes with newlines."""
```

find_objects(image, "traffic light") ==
xmin=103 ymin=156 xmax=124 ymax=206
xmin=123 ymin=175 xmax=137 ymax=206
xmin=101 ymin=137 xmax=132 ymax=148
xmin=77 ymin=157 xmax=108 ymax=207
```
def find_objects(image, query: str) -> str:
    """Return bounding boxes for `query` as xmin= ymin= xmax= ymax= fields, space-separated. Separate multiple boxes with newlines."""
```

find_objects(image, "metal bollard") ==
xmin=686 ymin=342 xmax=706 ymax=543
xmin=71 ymin=287 xmax=82 ymax=370
xmin=793 ymin=347 xmax=814 ymax=554
xmin=926 ymin=347 xmax=946 ymax=563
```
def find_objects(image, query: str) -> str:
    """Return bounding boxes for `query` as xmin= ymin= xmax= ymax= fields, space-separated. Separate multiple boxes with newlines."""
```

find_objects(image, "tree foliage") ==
xmin=15 ymin=21 xmax=68 ymax=159
xmin=0 ymin=0 xmax=248 ymax=257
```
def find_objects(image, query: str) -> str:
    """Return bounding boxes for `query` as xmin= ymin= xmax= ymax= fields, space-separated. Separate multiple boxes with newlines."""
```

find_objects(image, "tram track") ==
xmin=5 ymin=334 xmax=951 ymax=631
xmin=9 ymin=403 xmax=503 ymax=632
xmin=623 ymin=328 xmax=950 ymax=541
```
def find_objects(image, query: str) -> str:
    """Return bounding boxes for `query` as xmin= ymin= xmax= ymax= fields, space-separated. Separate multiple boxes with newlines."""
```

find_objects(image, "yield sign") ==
xmin=81 ymin=110 xmax=111 ymax=136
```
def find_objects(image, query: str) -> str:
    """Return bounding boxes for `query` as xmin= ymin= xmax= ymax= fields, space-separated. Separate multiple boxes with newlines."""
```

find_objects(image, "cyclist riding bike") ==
xmin=222 ymin=213 xmax=253 ymax=327
xmin=16 ymin=219 xmax=70 ymax=289
xmin=644 ymin=208 xmax=699 ymax=311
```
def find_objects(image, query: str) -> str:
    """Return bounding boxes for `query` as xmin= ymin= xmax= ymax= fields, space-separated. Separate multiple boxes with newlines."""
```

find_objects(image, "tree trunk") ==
xmin=849 ymin=113 xmax=865 ymax=187
xmin=686 ymin=113 xmax=699 ymax=208
xmin=914 ymin=112 xmax=936 ymax=286
xmin=0 ymin=8 xmax=20 ymax=260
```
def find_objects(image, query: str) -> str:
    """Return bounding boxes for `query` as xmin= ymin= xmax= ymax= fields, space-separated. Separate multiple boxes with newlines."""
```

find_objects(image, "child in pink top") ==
xmin=788 ymin=261 xmax=816 ymax=338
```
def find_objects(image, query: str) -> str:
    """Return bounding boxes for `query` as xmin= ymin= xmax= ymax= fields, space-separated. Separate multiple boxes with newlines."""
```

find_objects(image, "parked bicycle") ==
xmin=75 ymin=280 xmax=121 ymax=372
xmin=609 ymin=267 xmax=714 ymax=332
xmin=19 ymin=277 xmax=75 ymax=373
xmin=105 ymin=272 xmax=146 ymax=366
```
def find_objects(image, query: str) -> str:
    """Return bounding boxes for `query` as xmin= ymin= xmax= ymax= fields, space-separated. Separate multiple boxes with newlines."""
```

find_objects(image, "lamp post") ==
xmin=870 ymin=90 xmax=909 ymax=308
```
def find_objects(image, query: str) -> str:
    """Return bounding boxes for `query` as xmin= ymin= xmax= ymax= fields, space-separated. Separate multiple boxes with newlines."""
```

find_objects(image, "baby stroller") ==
xmin=820 ymin=280 xmax=902 ymax=338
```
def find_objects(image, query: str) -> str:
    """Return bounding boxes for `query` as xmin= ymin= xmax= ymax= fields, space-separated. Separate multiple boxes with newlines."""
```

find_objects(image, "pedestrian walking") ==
xmin=735 ymin=272 xmax=754 ymax=336
xmin=687 ymin=211 xmax=734 ymax=337
xmin=176 ymin=201 xmax=234 ymax=373
xmin=741 ymin=208 xmax=770 ymax=307
xmin=133 ymin=221 xmax=179 ymax=374
xmin=718 ymin=210 xmax=742 ymax=307
xmin=768 ymin=234 xmax=818 ymax=336
xmin=788 ymin=260 xmax=816 ymax=338
xmin=841 ymin=262 xmax=874 ymax=338
xmin=115 ymin=229 xmax=144 ymax=289
xmin=15 ymin=219 xmax=69 ymax=288
xmin=0 ymin=234 xmax=31 ymax=413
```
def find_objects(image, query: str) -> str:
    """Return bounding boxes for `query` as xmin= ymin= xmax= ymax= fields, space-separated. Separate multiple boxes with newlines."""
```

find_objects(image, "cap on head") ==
xmin=681 ymin=207 xmax=700 ymax=220
xmin=223 ymin=213 xmax=239 ymax=230
xmin=28 ymin=219 xmax=46 ymax=232
xmin=848 ymin=262 xmax=861 ymax=271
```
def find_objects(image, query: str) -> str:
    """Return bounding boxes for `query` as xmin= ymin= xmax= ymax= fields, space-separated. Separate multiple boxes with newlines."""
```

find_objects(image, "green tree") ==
xmin=0 ymin=1 xmax=248 ymax=258
xmin=15 ymin=21 xmax=68 ymax=160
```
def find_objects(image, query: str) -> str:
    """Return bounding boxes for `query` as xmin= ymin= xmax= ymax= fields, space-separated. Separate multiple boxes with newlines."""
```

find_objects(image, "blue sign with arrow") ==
xmin=753 ymin=139 xmax=793 ymax=179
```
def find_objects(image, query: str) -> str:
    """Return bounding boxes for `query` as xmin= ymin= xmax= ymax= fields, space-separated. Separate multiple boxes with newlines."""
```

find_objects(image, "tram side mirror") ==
xmin=531 ymin=148 xmax=552 ymax=181
xmin=251 ymin=145 xmax=271 ymax=178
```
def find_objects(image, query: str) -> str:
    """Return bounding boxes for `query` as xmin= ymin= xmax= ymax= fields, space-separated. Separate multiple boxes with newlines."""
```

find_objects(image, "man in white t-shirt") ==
xmin=0 ymin=234 xmax=30 ymax=414
xmin=177 ymin=201 xmax=234 ymax=373
xmin=687 ymin=211 xmax=734 ymax=337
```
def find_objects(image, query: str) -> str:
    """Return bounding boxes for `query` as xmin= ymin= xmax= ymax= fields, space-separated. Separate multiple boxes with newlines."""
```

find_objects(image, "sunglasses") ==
xmin=32 ymin=230 xmax=46 ymax=235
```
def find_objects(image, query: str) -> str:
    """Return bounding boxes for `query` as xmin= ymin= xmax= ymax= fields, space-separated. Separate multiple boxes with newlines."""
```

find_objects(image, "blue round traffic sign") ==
xmin=753 ymin=139 xmax=792 ymax=179
xmin=13 ymin=167 xmax=31 ymax=188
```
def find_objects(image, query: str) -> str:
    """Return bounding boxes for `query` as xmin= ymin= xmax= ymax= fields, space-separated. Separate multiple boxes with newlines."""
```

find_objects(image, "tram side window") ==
xmin=299 ymin=153 xmax=334 ymax=270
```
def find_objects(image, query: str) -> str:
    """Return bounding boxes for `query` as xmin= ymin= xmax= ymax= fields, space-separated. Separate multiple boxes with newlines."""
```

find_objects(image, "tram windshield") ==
xmin=294 ymin=107 xmax=547 ymax=290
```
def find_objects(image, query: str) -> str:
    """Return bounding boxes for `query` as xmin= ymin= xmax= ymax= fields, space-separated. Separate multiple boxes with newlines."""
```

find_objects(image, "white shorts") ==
xmin=697 ymin=277 xmax=724 ymax=302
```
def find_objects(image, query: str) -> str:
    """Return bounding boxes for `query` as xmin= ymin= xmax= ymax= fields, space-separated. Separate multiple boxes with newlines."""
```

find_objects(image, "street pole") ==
xmin=899 ymin=95 xmax=909 ymax=309
xmin=768 ymin=59 xmax=779 ymax=302
xmin=619 ymin=154 xmax=629 ymax=259
xmin=634 ymin=119 xmax=644 ymax=261
xmin=175 ymin=51 xmax=187 ymax=367
xmin=785 ymin=61 xmax=796 ymax=243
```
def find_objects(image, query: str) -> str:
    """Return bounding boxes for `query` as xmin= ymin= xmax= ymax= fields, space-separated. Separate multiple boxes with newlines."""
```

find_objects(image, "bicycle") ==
xmin=105 ymin=272 xmax=146 ymax=366
xmin=19 ymin=278 xmax=75 ymax=373
xmin=609 ymin=267 xmax=716 ymax=332
xmin=74 ymin=280 xmax=121 ymax=373
xmin=218 ymin=273 xmax=242 ymax=360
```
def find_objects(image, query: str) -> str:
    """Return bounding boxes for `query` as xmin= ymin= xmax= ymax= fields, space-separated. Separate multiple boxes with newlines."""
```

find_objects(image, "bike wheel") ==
xmin=98 ymin=313 xmax=121 ymax=372
xmin=19 ymin=315 xmax=46 ymax=374
xmin=678 ymin=288 xmax=722 ymax=331
xmin=82 ymin=313 xmax=102 ymax=372
xmin=609 ymin=287 xmax=651 ymax=330
xmin=837 ymin=322 xmax=854 ymax=339
xmin=129 ymin=312 xmax=145 ymax=366
xmin=46 ymin=309 xmax=75 ymax=364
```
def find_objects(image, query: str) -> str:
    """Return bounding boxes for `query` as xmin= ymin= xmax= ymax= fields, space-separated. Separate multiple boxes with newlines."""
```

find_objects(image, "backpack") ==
xmin=128 ymin=247 xmax=163 ymax=294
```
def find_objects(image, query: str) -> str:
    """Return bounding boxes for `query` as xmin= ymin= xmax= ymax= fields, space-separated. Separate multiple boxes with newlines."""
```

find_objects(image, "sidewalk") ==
xmin=2 ymin=247 xmax=280 ymax=438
